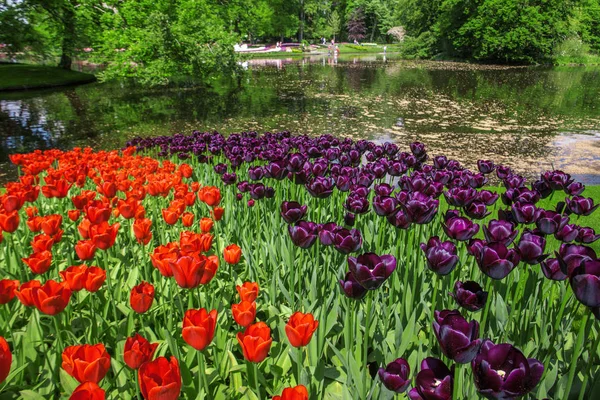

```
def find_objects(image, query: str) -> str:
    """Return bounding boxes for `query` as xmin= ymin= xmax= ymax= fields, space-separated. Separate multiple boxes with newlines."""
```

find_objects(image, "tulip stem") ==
xmin=480 ymin=277 xmax=493 ymax=335
xmin=198 ymin=350 xmax=212 ymax=400
xmin=452 ymin=362 xmax=462 ymax=399
xmin=578 ymin=327 xmax=600 ymax=400
xmin=134 ymin=369 xmax=142 ymax=399
xmin=251 ymin=361 xmax=262 ymax=400
xmin=362 ymin=293 xmax=373 ymax=399
xmin=563 ymin=311 xmax=590 ymax=399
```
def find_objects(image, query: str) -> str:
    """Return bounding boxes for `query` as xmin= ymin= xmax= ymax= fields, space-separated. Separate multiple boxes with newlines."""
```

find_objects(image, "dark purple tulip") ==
xmin=305 ymin=177 xmax=335 ymax=198
xmin=433 ymin=155 xmax=448 ymax=169
xmin=237 ymin=180 xmax=250 ymax=192
xmin=333 ymin=228 xmax=363 ymax=254
xmin=477 ymin=160 xmax=495 ymax=174
xmin=472 ymin=340 xmax=543 ymax=399
xmin=444 ymin=187 xmax=477 ymax=207
xmin=389 ymin=161 xmax=408 ymax=176
xmin=443 ymin=217 xmax=480 ymax=242
xmin=503 ymin=174 xmax=526 ymax=189
xmin=516 ymin=230 xmax=548 ymax=265
xmin=444 ymin=209 xmax=461 ymax=221
xmin=287 ymin=221 xmax=318 ymax=249
xmin=465 ymin=201 xmax=490 ymax=220
xmin=512 ymin=188 xmax=540 ymax=205
xmin=536 ymin=210 xmax=569 ymax=235
xmin=451 ymin=281 xmax=488 ymax=312
xmin=265 ymin=187 xmax=275 ymax=198
xmin=235 ymin=193 xmax=243 ymax=201
xmin=467 ymin=239 xmax=486 ymax=258
xmin=373 ymin=196 xmax=399 ymax=217
xmin=496 ymin=165 xmax=512 ymax=180
xmin=532 ymin=179 xmax=552 ymax=198
xmin=433 ymin=310 xmax=481 ymax=363
xmin=248 ymin=166 xmax=264 ymax=181
xmin=344 ymin=212 xmax=356 ymax=227
xmin=511 ymin=202 xmax=540 ymax=224
xmin=554 ymin=223 xmax=579 ymax=243
xmin=280 ymin=201 xmax=307 ymax=224
xmin=540 ymin=258 xmax=567 ymax=281
xmin=477 ymin=190 xmax=499 ymax=206
xmin=556 ymin=244 xmax=597 ymax=276
xmin=345 ymin=194 xmax=370 ymax=214
xmin=476 ymin=242 xmax=520 ymax=280
xmin=410 ymin=142 xmax=427 ymax=157
xmin=468 ymin=173 xmax=488 ymax=189
xmin=221 ymin=173 xmax=237 ymax=185
xmin=318 ymin=222 xmax=339 ymax=246
xmin=335 ymin=175 xmax=351 ymax=192
xmin=347 ymin=253 xmax=397 ymax=290
xmin=264 ymin=161 xmax=287 ymax=180
xmin=542 ymin=170 xmax=573 ymax=190
xmin=339 ymin=271 xmax=367 ymax=299
xmin=213 ymin=163 xmax=227 ymax=175
xmin=420 ymin=236 xmax=459 ymax=276
xmin=387 ymin=210 xmax=412 ymax=229
xmin=249 ymin=183 xmax=266 ymax=200
xmin=378 ymin=358 xmax=411 ymax=393
xmin=577 ymin=227 xmax=600 ymax=244
xmin=350 ymin=186 xmax=370 ymax=198
xmin=287 ymin=153 xmax=306 ymax=172
xmin=375 ymin=183 xmax=394 ymax=197
xmin=566 ymin=196 xmax=599 ymax=216
xmin=566 ymin=181 xmax=585 ymax=196
xmin=408 ymin=358 xmax=453 ymax=400
xmin=402 ymin=192 xmax=439 ymax=224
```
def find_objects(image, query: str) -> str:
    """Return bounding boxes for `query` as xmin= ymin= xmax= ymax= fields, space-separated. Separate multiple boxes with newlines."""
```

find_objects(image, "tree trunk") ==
xmin=58 ymin=1 xmax=76 ymax=70
xmin=370 ymin=16 xmax=377 ymax=43
xmin=299 ymin=0 xmax=304 ymax=42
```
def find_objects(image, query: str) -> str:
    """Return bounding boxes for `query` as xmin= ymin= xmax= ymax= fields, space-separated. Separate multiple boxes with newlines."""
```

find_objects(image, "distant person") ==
xmin=335 ymin=45 xmax=340 ymax=55
xmin=383 ymin=46 xmax=387 ymax=54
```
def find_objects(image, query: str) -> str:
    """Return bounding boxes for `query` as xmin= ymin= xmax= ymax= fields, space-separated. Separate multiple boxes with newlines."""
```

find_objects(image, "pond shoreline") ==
xmin=0 ymin=64 xmax=97 ymax=92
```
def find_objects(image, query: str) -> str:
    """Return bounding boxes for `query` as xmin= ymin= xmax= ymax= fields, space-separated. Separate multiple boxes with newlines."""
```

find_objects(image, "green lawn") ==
xmin=0 ymin=64 xmax=96 ymax=91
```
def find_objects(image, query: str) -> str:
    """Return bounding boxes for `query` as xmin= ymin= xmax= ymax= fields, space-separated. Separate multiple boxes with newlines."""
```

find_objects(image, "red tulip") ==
xmin=85 ymin=201 xmax=111 ymax=224
xmin=236 ymin=322 xmax=272 ymax=363
xmin=89 ymin=221 xmax=120 ymax=250
xmin=75 ymin=240 xmax=96 ymax=260
xmin=0 ymin=211 xmax=20 ymax=233
xmin=0 ymin=336 xmax=11 ymax=384
xmin=0 ymin=279 xmax=19 ymax=304
xmin=200 ymin=217 xmax=213 ymax=233
xmin=181 ymin=212 xmax=194 ymax=227
xmin=200 ymin=255 xmax=219 ymax=285
xmin=182 ymin=308 xmax=218 ymax=351
xmin=285 ymin=312 xmax=319 ymax=348
xmin=232 ymin=301 xmax=256 ymax=327
xmin=236 ymin=282 xmax=259 ymax=302
xmin=198 ymin=186 xmax=221 ymax=207
xmin=30 ymin=234 xmax=55 ymax=253
xmin=138 ymin=356 xmax=182 ymax=400
xmin=31 ymin=280 xmax=71 ymax=315
xmin=78 ymin=218 xmax=92 ymax=239
xmin=162 ymin=208 xmax=180 ymax=225
xmin=150 ymin=243 xmax=178 ymax=277
xmin=170 ymin=255 xmax=206 ymax=289
xmin=273 ymin=385 xmax=309 ymax=400
xmin=130 ymin=282 xmax=155 ymax=313
xmin=62 ymin=343 xmax=111 ymax=383
xmin=84 ymin=267 xmax=106 ymax=292
xmin=70 ymin=382 xmax=105 ymax=400
xmin=27 ymin=216 xmax=42 ymax=232
xmin=15 ymin=280 xmax=41 ymax=307
xmin=60 ymin=265 xmax=88 ymax=291
xmin=41 ymin=214 xmax=62 ymax=236
xmin=212 ymin=206 xmax=224 ymax=221
xmin=124 ymin=333 xmax=158 ymax=369
xmin=22 ymin=251 xmax=53 ymax=274
xmin=224 ymin=244 xmax=242 ymax=265
xmin=133 ymin=218 xmax=153 ymax=245
xmin=68 ymin=209 xmax=81 ymax=222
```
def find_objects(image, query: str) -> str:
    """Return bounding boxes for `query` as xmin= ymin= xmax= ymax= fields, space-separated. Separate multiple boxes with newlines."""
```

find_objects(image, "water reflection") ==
xmin=1 ymin=57 xmax=600 ymax=184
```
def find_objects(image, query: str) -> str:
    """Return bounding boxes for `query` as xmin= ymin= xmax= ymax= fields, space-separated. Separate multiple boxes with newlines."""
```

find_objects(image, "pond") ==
xmin=1 ymin=54 xmax=600 ymax=184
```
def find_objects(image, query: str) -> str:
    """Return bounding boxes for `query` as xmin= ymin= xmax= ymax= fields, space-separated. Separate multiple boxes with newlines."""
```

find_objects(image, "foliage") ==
xmin=0 ymin=64 xmax=95 ymax=91
xmin=347 ymin=7 xmax=367 ymax=42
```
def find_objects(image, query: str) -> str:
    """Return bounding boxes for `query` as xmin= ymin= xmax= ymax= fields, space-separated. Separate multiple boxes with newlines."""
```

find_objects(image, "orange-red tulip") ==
xmin=60 ymin=265 xmax=88 ymax=291
xmin=224 ymin=244 xmax=242 ymax=265
xmin=0 ymin=336 xmax=11 ymax=384
xmin=124 ymin=333 xmax=158 ymax=370
xmin=25 ymin=206 xmax=38 ymax=218
xmin=62 ymin=344 xmax=111 ymax=383
xmin=68 ymin=209 xmax=81 ymax=222
xmin=236 ymin=282 xmax=259 ymax=302
xmin=78 ymin=218 xmax=92 ymax=239
xmin=0 ymin=279 xmax=19 ymax=304
xmin=130 ymin=282 xmax=155 ymax=313
xmin=70 ymin=382 xmax=105 ymax=400
xmin=200 ymin=255 xmax=219 ymax=285
xmin=84 ymin=267 xmax=106 ymax=292
xmin=170 ymin=255 xmax=206 ymax=289
xmin=22 ymin=251 xmax=53 ymax=274
xmin=182 ymin=308 xmax=217 ymax=351
xmin=150 ymin=243 xmax=178 ymax=277
xmin=198 ymin=186 xmax=221 ymax=207
xmin=138 ymin=356 xmax=182 ymax=400
xmin=199 ymin=217 xmax=213 ymax=233
xmin=85 ymin=200 xmax=111 ymax=225
xmin=31 ymin=234 xmax=55 ymax=253
xmin=15 ymin=280 xmax=41 ymax=307
xmin=89 ymin=221 xmax=120 ymax=250
xmin=162 ymin=208 xmax=180 ymax=225
xmin=2 ymin=193 xmax=24 ymax=213
xmin=285 ymin=312 xmax=319 ymax=348
xmin=179 ymin=163 xmax=193 ymax=178
xmin=75 ymin=240 xmax=96 ymax=261
xmin=232 ymin=301 xmax=256 ymax=327
xmin=133 ymin=218 xmax=153 ymax=245
xmin=0 ymin=211 xmax=19 ymax=233
xmin=236 ymin=322 xmax=272 ymax=363
xmin=32 ymin=280 xmax=71 ymax=315
xmin=41 ymin=214 xmax=62 ymax=236
xmin=27 ymin=216 xmax=43 ymax=232
xmin=272 ymin=385 xmax=309 ymax=400
xmin=212 ymin=206 xmax=224 ymax=221
xmin=181 ymin=212 xmax=194 ymax=227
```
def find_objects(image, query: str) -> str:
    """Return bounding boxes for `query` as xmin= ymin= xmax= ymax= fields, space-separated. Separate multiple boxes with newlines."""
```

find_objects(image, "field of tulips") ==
xmin=0 ymin=131 xmax=598 ymax=399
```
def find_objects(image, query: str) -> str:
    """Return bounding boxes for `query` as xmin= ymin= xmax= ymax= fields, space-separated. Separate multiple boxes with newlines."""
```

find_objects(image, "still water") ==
xmin=1 ymin=54 xmax=600 ymax=184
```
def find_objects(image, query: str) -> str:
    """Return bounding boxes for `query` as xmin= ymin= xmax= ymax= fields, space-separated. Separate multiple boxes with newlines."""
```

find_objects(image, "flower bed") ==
xmin=0 ymin=132 xmax=598 ymax=399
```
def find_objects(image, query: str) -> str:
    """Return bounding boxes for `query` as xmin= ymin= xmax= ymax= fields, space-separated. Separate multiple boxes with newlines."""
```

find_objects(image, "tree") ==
xmin=347 ymin=7 xmax=367 ymax=41
xmin=328 ymin=10 xmax=341 ymax=41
